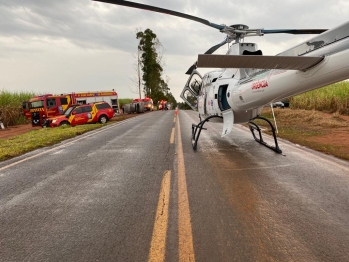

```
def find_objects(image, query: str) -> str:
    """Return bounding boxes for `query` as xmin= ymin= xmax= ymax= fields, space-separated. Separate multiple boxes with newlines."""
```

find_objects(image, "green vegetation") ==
xmin=118 ymin=98 xmax=133 ymax=107
xmin=258 ymin=108 xmax=349 ymax=160
xmin=290 ymin=81 xmax=349 ymax=115
xmin=136 ymin=29 xmax=177 ymax=107
xmin=0 ymin=89 xmax=36 ymax=126
xmin=177 ymin=102 xmax=193 ymax=110
xmin=0 ymin=113 xmax=136 ymax=161
xmin=0 ymin=123 xmax=110 ymax=161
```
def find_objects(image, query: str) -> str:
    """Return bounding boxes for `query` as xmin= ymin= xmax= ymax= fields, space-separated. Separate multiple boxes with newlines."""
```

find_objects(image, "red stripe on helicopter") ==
xmin=252 ymin=79 xmax=268 ymax=90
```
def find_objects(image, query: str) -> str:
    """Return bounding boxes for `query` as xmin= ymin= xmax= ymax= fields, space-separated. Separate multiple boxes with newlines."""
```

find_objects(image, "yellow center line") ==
xmin=148 ymin=170 xmax=171 ymax=262
xmin=177 ymin=115 xmax=196 ymax=261
xmin=170 ymin=127 xmax=175 ymax=144
xmin=173 ymin=117 xmax=176 ymax=123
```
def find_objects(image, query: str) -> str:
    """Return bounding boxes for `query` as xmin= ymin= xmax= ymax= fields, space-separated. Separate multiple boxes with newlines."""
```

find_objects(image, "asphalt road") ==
xmin=0 ymin=110 xmax=348 ymax=262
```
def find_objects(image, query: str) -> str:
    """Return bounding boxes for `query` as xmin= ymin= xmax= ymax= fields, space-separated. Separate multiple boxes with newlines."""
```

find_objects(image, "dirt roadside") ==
xmin=255 ymin=108 xmax=349 ymax=160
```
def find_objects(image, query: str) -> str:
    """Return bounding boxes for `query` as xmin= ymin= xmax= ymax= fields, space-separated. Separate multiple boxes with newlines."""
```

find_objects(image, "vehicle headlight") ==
xmin=52 ymin=119 xmax=57 ymax=123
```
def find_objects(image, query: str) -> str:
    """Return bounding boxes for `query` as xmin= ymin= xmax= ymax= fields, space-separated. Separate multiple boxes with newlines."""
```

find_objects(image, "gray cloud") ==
xmin=1 ymin=0 xmax=348 ymax=100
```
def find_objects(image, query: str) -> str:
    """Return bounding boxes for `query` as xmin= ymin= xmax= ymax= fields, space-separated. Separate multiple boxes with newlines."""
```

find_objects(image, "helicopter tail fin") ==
xmin=221 ymin=109 xmax=234 ymax=137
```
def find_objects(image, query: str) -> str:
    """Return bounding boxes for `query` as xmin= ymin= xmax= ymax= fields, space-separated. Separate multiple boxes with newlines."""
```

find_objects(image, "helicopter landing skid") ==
xmin=192 ymin=115 xmax=223 ymax=150
xmin=249 ymin=116 xmax=282 ymax=154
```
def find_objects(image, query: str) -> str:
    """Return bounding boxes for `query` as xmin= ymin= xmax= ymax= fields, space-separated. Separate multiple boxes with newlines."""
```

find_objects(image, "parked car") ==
xmin=43 ymin=101 xmax=114 ymax=127
xmin=272 ymin=101 xmax=285 ymax=109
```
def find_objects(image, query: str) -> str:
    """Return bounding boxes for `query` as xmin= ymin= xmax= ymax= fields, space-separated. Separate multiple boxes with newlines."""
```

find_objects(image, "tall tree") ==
xmin=136 ymin=29 xmax=164 ymax=103
xmin=136 ymin=28 xmax=177 ymax=107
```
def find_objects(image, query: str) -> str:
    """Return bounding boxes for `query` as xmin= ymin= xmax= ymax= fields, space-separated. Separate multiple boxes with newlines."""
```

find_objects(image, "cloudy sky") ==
xmin=1 ymin=0 xmax=348 ymax=101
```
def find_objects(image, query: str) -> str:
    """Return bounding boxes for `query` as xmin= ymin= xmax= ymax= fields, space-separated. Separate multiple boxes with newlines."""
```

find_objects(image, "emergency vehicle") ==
xmin=43 ymin=101 xmax=114 ymax=127
xmin=23 ymin=91 xmax=119 ymax=127
xmin=141 ymin=97 xmax=154 ymax=111
xmin=131 ymin=97 xmax=154 ymax=111
xmin=158 ymin=100 xmax=168 ymax=110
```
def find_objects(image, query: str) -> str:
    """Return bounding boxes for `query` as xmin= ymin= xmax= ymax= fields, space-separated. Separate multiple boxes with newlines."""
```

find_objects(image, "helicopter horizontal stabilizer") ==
xmin=197 ymin=54 xmax=324 ymax=71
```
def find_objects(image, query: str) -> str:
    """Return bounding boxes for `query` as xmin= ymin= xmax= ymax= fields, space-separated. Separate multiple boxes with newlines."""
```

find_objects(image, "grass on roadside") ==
xmin=0 ymin=89 xmax=36 ymax=126
xmin=290 ymin=81 xmax=349 ymax=114
xmin=0 ymin=114 xmax=138 ymax=161
xmin=0 ymin=124 xmax=106 ymax=161
xmin=257 ymin=108 xmax=349 ymax=160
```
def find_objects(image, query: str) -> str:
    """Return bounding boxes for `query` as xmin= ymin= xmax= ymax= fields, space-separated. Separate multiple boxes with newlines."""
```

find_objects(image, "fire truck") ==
xmin=132 ymin=97 xmax=154 ymax=111
xmin=158 ymin=100 xmax=168 ymax=110
xmin=123 ymin=97 xmax=154 ymax=114
xmin=23 ymin=91 xmax=119 ymax=127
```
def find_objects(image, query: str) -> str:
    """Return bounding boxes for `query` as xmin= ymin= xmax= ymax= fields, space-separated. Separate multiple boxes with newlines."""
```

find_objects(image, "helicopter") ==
xmin=93 ymin=0 xmax=349 ymax=154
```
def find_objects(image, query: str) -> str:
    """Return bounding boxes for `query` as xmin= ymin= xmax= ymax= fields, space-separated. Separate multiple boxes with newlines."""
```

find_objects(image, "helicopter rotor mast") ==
xmin=220 ymin=24 xmax=264 ymax=43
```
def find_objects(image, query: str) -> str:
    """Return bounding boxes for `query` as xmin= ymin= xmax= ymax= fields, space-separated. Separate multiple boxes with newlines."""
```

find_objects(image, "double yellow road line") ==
xmin=148 ymin=114 xmax=195 ymax=262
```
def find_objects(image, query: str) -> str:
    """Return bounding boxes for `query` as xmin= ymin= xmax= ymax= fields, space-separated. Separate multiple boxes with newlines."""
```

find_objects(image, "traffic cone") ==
xmin=174 ymin=107 xmax=178 ymax=116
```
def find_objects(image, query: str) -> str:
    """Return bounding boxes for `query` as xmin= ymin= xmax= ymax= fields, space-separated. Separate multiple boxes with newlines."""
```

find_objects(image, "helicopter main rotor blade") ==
xmin=261 ymin=29 xmax=327 ymax=34
xmin=94 ymin=1 xmax=328 ymax=35
xmin=204 ymin=37 xmax=230 ymax=54
xmin=185 ymin=36 xmax=230 ymax=75
xmin=93 ymin=0 xmax=225 ymax=30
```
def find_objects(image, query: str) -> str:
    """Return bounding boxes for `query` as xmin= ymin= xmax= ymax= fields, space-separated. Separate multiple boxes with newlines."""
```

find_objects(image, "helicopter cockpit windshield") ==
xmin=180 ymin=70 xmax=202 ymax=110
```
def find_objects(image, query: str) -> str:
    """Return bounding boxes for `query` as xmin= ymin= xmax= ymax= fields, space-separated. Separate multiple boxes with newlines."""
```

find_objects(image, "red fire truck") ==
xmin=23 ymin=91 xmax=119 ymax=127
xmin=158 ymin=100 xmax=168 ymax=110
xmin=131 ymin=97 xmax=154 ymax=111
xmin=143 ymin=97 xmax=154 ymax=111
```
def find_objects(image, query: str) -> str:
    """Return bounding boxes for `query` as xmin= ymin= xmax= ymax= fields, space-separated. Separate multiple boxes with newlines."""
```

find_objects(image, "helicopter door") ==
xmin=180 ymin=70 xmax=202 ymax=110
xmin=217 ymin=85 xmax=231 ymax=111
xmin=221 ymin=109 xmax=234 ymax=137
xmin=217 ymin=84 xmax=234 ymax=137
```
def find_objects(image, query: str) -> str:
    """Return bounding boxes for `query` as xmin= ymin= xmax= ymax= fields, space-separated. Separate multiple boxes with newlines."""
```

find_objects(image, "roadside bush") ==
xmin=290 ymin=81 xmax=349 ymax=115
xmin=0 ymin=90 xmax=36 ymax=126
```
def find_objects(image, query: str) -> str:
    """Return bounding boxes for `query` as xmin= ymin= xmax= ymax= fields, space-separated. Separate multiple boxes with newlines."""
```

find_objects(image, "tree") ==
xmin=136 ymin=29 xmax=164 ymax=103
xmin=135 ymin=28 xmax=178 ymax=107
xmin=129 ymin=46 xmax=143 ymax=99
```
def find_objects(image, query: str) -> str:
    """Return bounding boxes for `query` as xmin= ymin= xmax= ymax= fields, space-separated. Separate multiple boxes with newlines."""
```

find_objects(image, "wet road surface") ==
xmin=0 ymin=110 xmax=348 ymax=261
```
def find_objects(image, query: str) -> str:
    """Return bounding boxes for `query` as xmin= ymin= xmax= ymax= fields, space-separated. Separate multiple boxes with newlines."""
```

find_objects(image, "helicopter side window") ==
xmin=182 ymin=89 xmax=197 ymax=109
xmin=188 ymin=74 xmax=202 ymax=97
xmin=190 ymin=79 xmax=201 ymax=95
xmin=199 ymin=76 xmax=208 ymax=96
xmin=180 ymin=71 xmax=202 ymax=111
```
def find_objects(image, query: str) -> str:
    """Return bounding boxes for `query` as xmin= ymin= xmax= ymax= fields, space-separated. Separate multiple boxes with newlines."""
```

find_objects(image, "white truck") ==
xmin=72 ymin=91 xmax=120 ymax=113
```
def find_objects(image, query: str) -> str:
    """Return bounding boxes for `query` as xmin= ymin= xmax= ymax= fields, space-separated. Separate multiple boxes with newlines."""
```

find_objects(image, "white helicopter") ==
xmin=93 ymin=0 xmax=349 ymax=153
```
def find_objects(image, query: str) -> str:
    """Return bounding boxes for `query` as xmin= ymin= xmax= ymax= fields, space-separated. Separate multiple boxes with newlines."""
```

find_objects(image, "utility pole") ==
xmin=137 ymin=47 xmax=142 ymax=99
